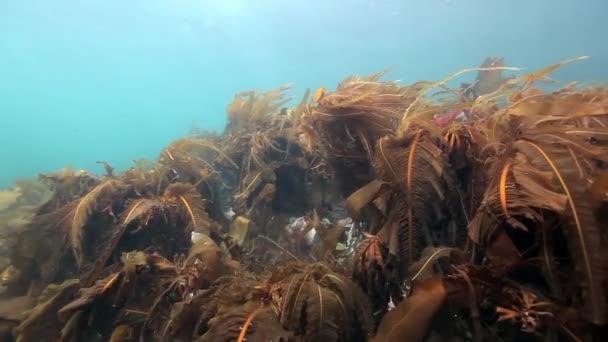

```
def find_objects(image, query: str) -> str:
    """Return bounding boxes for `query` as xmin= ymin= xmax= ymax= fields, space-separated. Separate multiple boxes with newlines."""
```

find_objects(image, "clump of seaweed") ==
xmin=221 ymin=85 xmax=322 ymax=242
xmin=0 ymin=56 xmax=606 ymax=342
xmin=299 ymin=71 xmax=424 ymax=198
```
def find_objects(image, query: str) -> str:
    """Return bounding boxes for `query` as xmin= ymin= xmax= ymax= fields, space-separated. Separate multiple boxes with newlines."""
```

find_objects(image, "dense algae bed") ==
xmin=0 ymin=57 xmax=607 ymax=341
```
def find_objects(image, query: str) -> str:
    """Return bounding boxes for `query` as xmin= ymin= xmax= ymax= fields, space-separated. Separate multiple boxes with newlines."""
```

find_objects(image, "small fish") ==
xmin=474 ymin=56 xmax=511 ymax=96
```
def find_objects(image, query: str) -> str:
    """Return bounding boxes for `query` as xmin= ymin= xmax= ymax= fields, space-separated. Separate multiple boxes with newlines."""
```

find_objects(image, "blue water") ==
xmin=1 ymin=0 xmax=606 ymax=188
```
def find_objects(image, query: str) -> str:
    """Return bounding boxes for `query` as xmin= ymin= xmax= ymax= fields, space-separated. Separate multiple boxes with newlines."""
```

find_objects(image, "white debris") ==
xmin=285 ymin=216 xmax=317 ymax=246
xmin=387 ymin=297 xmax=396 ymax=311
xmin=223 ymin=207 xmax=235 ymax=220
xmin=304 ymin=226 xmax=317 ymax=245
xmin=191 ymin=231 xmax=207 ymax=244
xmin=337 ymin=217 xmax=355 ymax=246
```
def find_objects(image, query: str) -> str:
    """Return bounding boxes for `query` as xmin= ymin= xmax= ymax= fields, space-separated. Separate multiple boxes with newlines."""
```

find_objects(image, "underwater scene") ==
xmin=1 ymin=0 xmax=608 ymax=341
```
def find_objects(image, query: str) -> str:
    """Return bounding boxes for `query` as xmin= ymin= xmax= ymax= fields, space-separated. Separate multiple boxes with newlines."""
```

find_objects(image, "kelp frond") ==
xmin=163 ymin=182 xmax=211 ymax=234
xmin=161 ymin=138 xmax=238 ymax=170
xmin=121 ymin=198 xmax=165 ymax=230
xmin=370 ymin=130 xmax=467 ymax=274
xmin=514 ymin=139 xmax=607 ymax=324
xmin=226 ymin=85 xmax=294 ymax=132
xmin=373 ymin=278 xmax=447 ymax=341
xmin=69 ymin=179 xmax=122 ymax=268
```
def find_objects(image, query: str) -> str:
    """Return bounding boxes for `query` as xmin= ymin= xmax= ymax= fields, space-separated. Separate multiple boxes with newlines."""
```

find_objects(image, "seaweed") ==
xmin=0 ymin=56 xmax=606 ymax=341
xmin=69 ymin=179 xmax=124 ymax=268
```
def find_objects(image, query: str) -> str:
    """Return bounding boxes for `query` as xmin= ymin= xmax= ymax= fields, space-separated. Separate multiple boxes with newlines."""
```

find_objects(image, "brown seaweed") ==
xmin=1 ymin=56 xmax=607 ymax=342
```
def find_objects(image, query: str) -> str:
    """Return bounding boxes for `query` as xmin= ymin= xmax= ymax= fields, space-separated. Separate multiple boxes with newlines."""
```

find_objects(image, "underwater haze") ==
xmin=0 ymin=0 xmax=606 ymax=188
